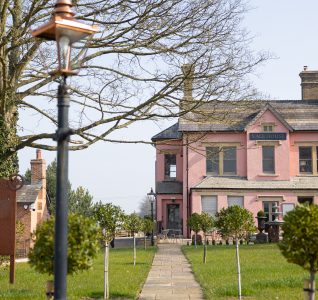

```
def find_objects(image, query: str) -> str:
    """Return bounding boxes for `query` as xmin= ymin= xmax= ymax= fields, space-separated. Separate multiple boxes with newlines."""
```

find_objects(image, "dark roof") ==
xmin=156 ymin=181 xmax=183 ymax=194
xmin=151 ymin=123 xmax=182 ymax=141
xmin=193 ymin=176 xmax=318 ymax=190
xmin=16 ymin=183 xmax=41 ymax=203
xmin=179 ymin=100 xmax=318 ymax=132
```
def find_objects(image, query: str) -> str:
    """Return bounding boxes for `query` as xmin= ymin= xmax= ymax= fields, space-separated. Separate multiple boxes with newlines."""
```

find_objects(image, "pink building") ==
xmin=152 ymin=68 xmax=318 ymax=238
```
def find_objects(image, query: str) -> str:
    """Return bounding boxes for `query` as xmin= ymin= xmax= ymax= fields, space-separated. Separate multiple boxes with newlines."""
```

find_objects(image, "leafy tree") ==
xmin=1 ymin=0 xmax=267 ymax=176
xmin=216 ymin=205 xmax=256 ymax=300
xmin=46 ymin=159 xmax=71 ymax=215
xmin=46 ymin=159 xmax=94 ymax=217
xmin=124 ymin=213 xmax=143 ymax=266
xmin=187 ymin=213 xmax=202 ymax=248
xmin=199 ymin=212 xmax=215 ymax=263
xmin=93 ymin=202 xmax=124 ymax=299
xmin=279 ymin=204 xmax=318 ymax=300
xmin=141 ymin=218 xmax=154 ymax=250
xmin=24 ymin=168 xmax=31 ymax=184
xmin=28 ymin=214 xmax=100 ymax=276
xmin=69 ymin=186 xmax=94 ymax=217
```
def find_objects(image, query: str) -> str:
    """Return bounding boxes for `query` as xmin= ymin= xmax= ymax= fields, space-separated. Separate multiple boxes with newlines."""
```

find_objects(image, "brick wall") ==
xmin=16 ymin=204 xmax=31 ymax=257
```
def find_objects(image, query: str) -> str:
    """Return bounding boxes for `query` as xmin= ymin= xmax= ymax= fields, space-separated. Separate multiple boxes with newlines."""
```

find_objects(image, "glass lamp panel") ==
xmin=56 ymin=25 xmax=93 ymax=73
xmin=58 ymin=35 xmax=71 ymax=71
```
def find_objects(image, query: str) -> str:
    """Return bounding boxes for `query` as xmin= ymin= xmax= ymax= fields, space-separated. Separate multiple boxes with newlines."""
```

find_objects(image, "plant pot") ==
xmin=256 ymin=216 xmax=267 ymax=233
xmin=46 ymin=280 xmax=54 ymax=300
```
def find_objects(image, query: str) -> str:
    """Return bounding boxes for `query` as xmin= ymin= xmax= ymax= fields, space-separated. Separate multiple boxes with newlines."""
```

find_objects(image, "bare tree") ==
xmin=0 ymin=0 xmax=267 ymax=176
xmin=138 ymin=196 xmax=156 ymax=218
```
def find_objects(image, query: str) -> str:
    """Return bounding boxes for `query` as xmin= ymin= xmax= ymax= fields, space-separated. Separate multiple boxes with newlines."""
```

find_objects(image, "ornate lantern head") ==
xmin=32 ymin=0 xmax=98 ymax=76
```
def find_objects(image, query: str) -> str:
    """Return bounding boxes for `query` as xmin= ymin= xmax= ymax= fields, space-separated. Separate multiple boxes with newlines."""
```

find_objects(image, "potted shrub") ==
xmin=28 ymin=214 xmax=100 ymax=299
xmin=256 ymin=210 xmax=267 ymax=233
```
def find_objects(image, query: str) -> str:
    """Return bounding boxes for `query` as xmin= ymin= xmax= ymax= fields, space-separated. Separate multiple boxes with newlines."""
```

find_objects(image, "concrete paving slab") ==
xmin=138 ymin=244 xmax=203 ymax=300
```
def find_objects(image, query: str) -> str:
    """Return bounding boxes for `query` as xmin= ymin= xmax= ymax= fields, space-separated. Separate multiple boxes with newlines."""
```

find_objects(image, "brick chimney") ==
xmin=299 ymin=66 xmax=318 ymax=100
xmin=30 ymin=149 xmax=46 ymax=186
xmin=181 ymin=64 xmax=195 ymax=110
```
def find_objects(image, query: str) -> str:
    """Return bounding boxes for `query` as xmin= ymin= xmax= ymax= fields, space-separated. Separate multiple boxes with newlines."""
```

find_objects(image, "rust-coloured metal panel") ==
xmin=0 ymin=179 xmax=16 ymax=255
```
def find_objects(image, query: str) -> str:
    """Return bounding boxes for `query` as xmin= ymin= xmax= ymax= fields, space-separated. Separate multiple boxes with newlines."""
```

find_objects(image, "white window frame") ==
xmin=262 ymin=123 xmax=275 ymax=132
xmin=201 ymin=195 xmax=217 ymax=216
xmin=296 ymin=143 xmax=318 ymax=175
xmin=227 ymin=196 xmax=244 ymax=208
xmin=206 ymin=146 xmax=237 ymax=175
xmin=262 ymin=145 xmax=275 ymax=174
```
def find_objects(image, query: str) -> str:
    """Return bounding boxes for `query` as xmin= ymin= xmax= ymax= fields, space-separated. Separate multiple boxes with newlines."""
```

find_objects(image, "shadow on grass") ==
xmin=122 ymin=262 xmax=148 ymax=266
xmin=87 ymin=291 xmax=134 ymax=299
xmin=87 ymin=291 xmax=103 ymax=299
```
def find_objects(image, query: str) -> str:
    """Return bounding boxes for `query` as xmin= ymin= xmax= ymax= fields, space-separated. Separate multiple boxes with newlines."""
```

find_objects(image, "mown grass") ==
xmin=183 ymin=244 xmax=312 ymax=300
xmin=0 ymin=247 xmax=156 ymax=299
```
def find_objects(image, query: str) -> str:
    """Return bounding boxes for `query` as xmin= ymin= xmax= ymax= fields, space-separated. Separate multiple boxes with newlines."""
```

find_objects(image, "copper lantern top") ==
xmin=31 ymin=0 xmax=98 ymax=43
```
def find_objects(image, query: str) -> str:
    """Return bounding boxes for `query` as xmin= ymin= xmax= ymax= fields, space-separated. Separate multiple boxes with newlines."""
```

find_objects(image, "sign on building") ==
xmin=249 ymin=132 xmax=287 ymax=140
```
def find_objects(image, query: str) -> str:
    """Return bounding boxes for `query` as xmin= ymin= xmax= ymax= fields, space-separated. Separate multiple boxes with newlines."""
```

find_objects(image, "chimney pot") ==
xmin=181 ymin=64 xmax=195 ymax=111
xmin=31 ymin=150 xmax=46 ymax=184
xmin=36 ymin=149 xmax=42 ymax=160
xmin=299 ymin=68 xmax=318 ymax=100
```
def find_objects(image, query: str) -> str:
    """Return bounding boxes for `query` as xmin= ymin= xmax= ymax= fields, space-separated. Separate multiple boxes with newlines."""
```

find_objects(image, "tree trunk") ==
xmin=0 ymin=112 xmax=18 ymax=178
xmin=104 ymin=241 xmax=109 ymax=299
xmin=133 ymin=233 xmax=136 ymax=266
xmin=144 ymin=234 xmax=146 ymax=250
xmin=194 ymin=232 xmax=197 ymax=248
xmin=309 ymin=270 xmax=316 ymax=300
xmin=203 ymin=235 xmax=207 ymax=264
xmin=235 ymin=239 xmax=242 ymax=300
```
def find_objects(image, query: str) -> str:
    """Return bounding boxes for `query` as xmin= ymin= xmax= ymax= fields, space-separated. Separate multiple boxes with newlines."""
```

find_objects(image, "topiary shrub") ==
xmin=28 ymin=214 xmax=100 ymax=276
xmin=279 ymin=204 xmax=318 ymax=300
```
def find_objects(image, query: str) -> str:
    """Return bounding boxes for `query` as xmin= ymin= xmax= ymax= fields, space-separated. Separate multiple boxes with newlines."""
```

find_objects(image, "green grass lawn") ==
xmin=0 ymin=247 xmax=156 ymax=299
xmin=183 ymin=244 xmax=312 ymax=300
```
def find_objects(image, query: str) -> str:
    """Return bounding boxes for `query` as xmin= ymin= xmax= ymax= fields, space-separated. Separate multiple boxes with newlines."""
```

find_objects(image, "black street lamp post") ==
xmin=32 ymin=1 xmax=97 ymax=299
xmin=54 ymin=78 xmax=71 ymax=298
xmin=147 ymin=188 xmax=156 ymax=246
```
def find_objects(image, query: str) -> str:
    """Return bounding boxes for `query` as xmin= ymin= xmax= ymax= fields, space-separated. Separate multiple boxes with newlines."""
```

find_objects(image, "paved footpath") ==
xmin=138 ymin=243 xmax=204 ymax=300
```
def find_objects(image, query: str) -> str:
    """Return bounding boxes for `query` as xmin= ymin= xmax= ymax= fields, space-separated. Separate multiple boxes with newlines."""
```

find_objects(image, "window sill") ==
xmin=206 ymin=173 xmax=238 ymax=177
xmin=258 ymin=173 xmax=279 ymax=177
xmin=297 ymin=174 xmax=318 ymax=177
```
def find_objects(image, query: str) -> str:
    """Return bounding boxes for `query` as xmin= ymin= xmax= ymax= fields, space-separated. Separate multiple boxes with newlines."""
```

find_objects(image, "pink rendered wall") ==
xmin=155 ymin=141 xmax=183 ymax=182
xmin=289 ymin=132 xmax=318 ymax=176
xmin=182 ymin=132 xmax=246 ymax=235
xmin=184 ymin=132 xmax=247 ymax=189
xmin=246 ymin=110 xmax=290 ymax=180
xmin=191 ymin=190 xmax=318 ymax=225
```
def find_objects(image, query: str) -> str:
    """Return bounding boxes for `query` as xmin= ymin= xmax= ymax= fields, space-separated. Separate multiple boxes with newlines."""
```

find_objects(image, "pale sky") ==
xmin=18 ymin=0 xmax=318 ymax=213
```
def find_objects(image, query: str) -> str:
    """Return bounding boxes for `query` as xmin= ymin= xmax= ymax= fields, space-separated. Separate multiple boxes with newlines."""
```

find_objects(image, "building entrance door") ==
xmin=167 ymin=204 xmax=180 ymax=230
